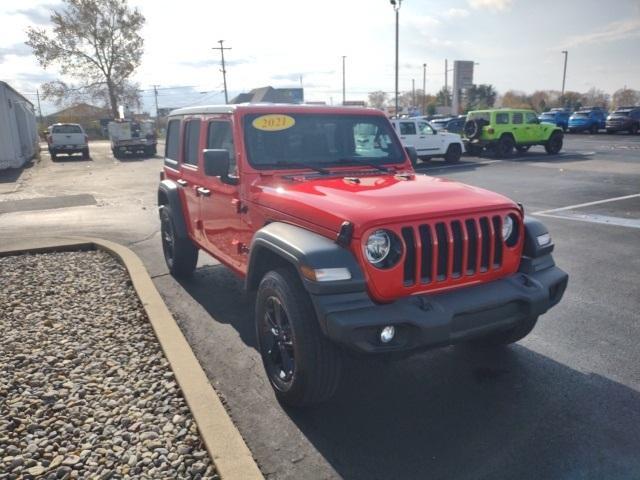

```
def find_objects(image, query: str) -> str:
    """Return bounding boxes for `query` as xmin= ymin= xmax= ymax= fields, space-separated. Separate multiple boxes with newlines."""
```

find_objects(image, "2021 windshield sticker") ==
xmin=252 ymin=114 xmax=296 ymax=132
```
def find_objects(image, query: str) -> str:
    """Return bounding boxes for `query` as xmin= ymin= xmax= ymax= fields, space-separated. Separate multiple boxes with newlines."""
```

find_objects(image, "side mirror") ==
xmin=405 ymin=146 xmax=418 ymax=167
xmin=203 ymin=149 xmax=238 ymax=185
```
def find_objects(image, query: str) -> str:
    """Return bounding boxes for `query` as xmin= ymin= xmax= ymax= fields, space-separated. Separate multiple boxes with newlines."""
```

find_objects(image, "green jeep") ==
xmin=463 ymin=109 xmax=564 ymax=158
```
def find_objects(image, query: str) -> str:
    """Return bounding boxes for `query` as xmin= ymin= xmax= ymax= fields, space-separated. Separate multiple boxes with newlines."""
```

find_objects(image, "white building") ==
xmin=0 ymin=81 xmax=39 ymax=170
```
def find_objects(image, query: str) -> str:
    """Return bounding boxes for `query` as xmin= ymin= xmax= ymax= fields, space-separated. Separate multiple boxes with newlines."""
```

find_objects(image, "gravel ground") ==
xmin=0 ymin=250 xmax=218 ymax=480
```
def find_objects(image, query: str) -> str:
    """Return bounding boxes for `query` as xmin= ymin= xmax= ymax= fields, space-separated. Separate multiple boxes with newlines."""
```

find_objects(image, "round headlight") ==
xmin=365 ymin=230 xmax=391 ymax=264
xmin=502 ymin=215 xmax=514 ymax=241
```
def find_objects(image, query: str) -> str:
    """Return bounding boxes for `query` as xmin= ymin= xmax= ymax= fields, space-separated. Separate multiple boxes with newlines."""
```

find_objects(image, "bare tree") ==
xmin=368 ymin=91 xmax=388 ymax=110
xmin=26 ymin=0 xmax=145 ymax=118
xmin=612 ymin=88 xmax=639 ymax=109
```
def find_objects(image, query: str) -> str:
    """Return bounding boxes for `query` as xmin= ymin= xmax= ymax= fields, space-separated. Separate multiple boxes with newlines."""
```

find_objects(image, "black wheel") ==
xmin=150 ymin=146 xmax=157 ymax=156
xmin=159 ymin=205 xmax=198 ymax=277
xmin=630 ymin=124 xmax=639 ymax=135
xmin=495 ymin=135 xmax=515 ymax=158
xmin=444 ymin=143 xmax=462 ymax=163
xmin=606 ymin=130 xmax=615 ymax=135
xmin=515 ymin=145 xmax=530 ymax=154
xmin=51 ymin=153 xmax=57 ymax=161
xmin=545 ymin=131 xmax=563 ymax=155
xmin=590 ymin=124 xmax=598 ymax=134
xmin=469 ymin=316 xmax=538 ymax=347
xmin=256 ymin=268 xmax=343 ymax=406
xmin=82 ymin=148 xmax=90 ymax=159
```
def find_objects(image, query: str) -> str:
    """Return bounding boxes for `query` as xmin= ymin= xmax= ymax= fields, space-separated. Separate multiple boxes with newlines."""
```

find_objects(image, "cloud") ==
xmin=443 ymin=8 xmax=470 ymax=18
xmin=10 ymin=3 xmax=60 ymax=24
xmin=403 ymin=15 xmax=440 ymax=29
xmin=0 ymin=43 xmax=32 ymax=63
xmin=468 ymin=0 xmax=512 ymax=11
xmin=179 ymin=57 xmax=251 ymax=68
xmin=559 ymin=18 xmax=640 ymax=48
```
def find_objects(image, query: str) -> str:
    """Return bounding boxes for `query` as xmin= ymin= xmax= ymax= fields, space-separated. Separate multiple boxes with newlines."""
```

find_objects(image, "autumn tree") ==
xmin=367 ymin=91 xmax=388 ymax=110
xmin=464 ymin=84 xmax=497 ymax=111
xmin=611 ymin=88 xmax=639 ymax=109
xmin=26 ymin=0 xmax=145 ymax=118
xmin=582 ymin=88 xmax=610 ymax=109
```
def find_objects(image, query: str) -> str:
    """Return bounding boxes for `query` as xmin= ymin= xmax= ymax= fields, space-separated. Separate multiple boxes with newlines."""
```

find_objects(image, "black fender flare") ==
xmin=246 ymin=222 xmax=366 ymax=296
xmin=157 ymin=180 xmax=189 ymax=239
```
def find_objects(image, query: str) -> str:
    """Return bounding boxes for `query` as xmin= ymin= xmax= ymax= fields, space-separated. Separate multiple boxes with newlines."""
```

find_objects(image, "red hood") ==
xmin=252 ymin=172 xmax=517 ymax=237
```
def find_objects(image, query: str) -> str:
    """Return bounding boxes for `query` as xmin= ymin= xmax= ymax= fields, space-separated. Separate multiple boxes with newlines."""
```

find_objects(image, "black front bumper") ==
xmin=311 ymin=255 xmax=568 ymax=354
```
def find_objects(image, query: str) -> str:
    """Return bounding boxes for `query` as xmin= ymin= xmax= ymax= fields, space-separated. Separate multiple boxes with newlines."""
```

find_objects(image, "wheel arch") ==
xmin=158 ymin=179 xmax=189 ymax=239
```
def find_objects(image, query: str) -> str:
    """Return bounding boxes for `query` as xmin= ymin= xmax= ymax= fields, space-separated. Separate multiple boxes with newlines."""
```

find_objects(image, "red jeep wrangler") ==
xmin=158 ymin=105 xmax=568 ymax=406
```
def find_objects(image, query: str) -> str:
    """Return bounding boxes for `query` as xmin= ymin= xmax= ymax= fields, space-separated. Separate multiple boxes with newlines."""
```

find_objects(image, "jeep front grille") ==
xmin=400 ymin=215 xmax=504 ymax=287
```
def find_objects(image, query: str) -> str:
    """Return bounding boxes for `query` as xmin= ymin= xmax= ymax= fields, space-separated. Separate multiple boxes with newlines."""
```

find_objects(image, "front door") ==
xmin=199 ymin=118 xmax=246 ymax=272
xmin=179 ymin=117 xmax=204 ymax=243
xmin=417 ymin=121 xmax=443 ymax=154
xmin=523 ymin=111 xmax=544 ymax=142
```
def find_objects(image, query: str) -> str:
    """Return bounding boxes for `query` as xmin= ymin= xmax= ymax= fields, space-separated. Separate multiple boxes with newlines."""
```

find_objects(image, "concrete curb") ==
xmin=0 ymin=237 xmax=263 ymax=480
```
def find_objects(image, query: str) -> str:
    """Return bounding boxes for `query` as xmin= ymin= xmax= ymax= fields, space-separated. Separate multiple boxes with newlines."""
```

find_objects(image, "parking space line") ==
xmin=534 ymin=212 xmax=640 ymax=229
xmin=534 ymin=193 xmax=640 ymax=215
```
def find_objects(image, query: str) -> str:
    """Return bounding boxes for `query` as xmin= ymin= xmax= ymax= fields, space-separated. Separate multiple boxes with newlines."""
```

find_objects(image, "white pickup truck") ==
xmin=389 ymin=117 xmax=464 ymax=163
xmin=47 ymin=123 xmax=89 ymax=160
xmin=108 ymin=120 xmax=157 ymax=159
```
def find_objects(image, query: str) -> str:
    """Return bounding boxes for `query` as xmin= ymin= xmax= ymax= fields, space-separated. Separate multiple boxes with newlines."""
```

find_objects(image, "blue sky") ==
xmin=1 ymin=0 xmax=638 ymax=114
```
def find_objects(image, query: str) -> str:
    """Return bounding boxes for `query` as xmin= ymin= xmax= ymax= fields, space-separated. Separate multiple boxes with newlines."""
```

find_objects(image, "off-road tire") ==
xmin=159 ymin=205 xmax=198 ymax=278
xmin=590 ymin=124 xmax=598 ymax=134
xmin=256 ymin=268 xmax=343 ymax=407
xmin=444 ymin=143 xmax=462 ymax=163
xmin=630 ymin=124 xmax=639 ymax=135
xmin=468 ymin=316 xmax=538 ymax=347
xmin=545 ymin=131 xmax=563 ymax=155
xmin=515 ymin=145 xmax=530 ymax=154
xmin=495 ymin=135 xmax=515 ymax=158
xmin=463 ymin=119 xmax=487 ymax=140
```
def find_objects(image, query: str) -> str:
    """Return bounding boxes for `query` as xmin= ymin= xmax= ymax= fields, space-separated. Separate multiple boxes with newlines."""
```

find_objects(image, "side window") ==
xmin=496 ymin=112 xmax=509 ymax=124
xmin=418 ymin=122 xmax=434 ymax=135
xmin=183 ymin=119 xmax=201 ymax=166
xmin=525 ymin=112 xmax=538 ymax=124
xmin=207 ymin=121 xmax=237 ymax=175
xmin=165 ymin=119 xmax=180 ymax=161
xmin=512 ymin=113 xmax=523 ymax=124
xmin=400 ymin=122 xmax=416 ymax=135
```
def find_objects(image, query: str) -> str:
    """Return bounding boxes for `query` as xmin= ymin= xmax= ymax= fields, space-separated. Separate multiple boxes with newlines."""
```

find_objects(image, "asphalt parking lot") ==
xmin=1 ymin=133 xmax=639 ymax=479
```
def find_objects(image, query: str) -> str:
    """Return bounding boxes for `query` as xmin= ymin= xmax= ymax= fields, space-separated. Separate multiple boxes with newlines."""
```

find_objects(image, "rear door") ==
xmin=179 ymin=117 xmax=204 ymax=244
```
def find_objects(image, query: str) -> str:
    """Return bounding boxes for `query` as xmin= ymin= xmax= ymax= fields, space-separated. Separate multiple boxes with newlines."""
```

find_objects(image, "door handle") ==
xmin=419 ymin=136 xmax=426 ymax=139
xmin=400 ymin=136 xmax=406 ymax=139
xmin=176 ymin=179 xmax=188 ymax=186
xmin=197 ymin=187 xmax=211 ymax=197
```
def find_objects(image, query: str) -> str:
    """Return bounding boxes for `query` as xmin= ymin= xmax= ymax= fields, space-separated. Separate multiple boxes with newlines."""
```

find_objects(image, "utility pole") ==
xmin=422 ymin=63 xmax=427 ymax=114
xmin=153 ymin=85 xmax=159 ymax=119
xmin=561 ymin=50 xmax=568 ymax=96
xmin=390 ymin=0 xmax=402 ymax=116
xmin=35 ymin=89 xmax=43 ymax=124
xmin=412 ymin=79 xmax=415 ymax=109
xmin=213 ymin=40 xmax=231 ymax=103
xmin=342 ymin=56 xmax=346 ymax=105
xmin=444 ymin=59 xmax=448 ymax=107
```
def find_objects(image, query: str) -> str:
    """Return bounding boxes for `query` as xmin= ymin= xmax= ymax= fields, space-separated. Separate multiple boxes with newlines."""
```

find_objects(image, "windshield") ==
xmin=243 ymin=113 xmax=404 ymax=169
xmin=52 ymin=125 xmax=82 ymax=134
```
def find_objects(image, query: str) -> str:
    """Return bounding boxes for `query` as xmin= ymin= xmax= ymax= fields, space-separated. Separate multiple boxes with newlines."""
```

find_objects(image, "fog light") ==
xmin=380 ymin=326 xmax=395 ymax=344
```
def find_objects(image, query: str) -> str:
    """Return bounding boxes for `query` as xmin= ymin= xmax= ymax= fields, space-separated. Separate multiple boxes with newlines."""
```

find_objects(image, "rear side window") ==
xmin=496 ymin=113 xmax=509 ymax=124
xmin=400 ymin=122 xmax=416 ymax=135
xmin=512 ymin=113 xmax=523 ymax=124
xmin=207 ymin=121 xmax=236 ymax=175
xmin=52 ymin=125 xmax=82 ymax=134
xmin=165 ymin=119 xmax=180 ymax=161
xmin=183 ymin=119 xmax=201 ymax=166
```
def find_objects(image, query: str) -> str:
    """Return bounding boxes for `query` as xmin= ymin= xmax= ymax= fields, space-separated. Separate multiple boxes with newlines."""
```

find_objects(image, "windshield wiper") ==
xmin=336 ymin=158 xmax=392 ymax=172
xmin=261 ymin=161 xmax=329 ymax=175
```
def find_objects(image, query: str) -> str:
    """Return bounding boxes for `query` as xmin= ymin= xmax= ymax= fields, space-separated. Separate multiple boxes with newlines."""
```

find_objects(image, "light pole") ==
xmin=422 ymin=63 xmax=427 ymax=114
xmin=390 ymin=0 xmax=402 ymax=116
xmin=342 ymin=56 xmax=346 ymax=105
xmin=561 ymin=50 xmax=568 ymax=96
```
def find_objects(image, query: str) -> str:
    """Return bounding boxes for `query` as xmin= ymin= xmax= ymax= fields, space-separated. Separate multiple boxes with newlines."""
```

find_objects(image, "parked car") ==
xmin=567 ymin=107 xmax=606 ymax=134
xmin=108 ymin=119 xmax=157 ymax=158
xmin=389 ymin=117 xmax=464 ymax=163
xmin=605 ymin=106 xmax=640 ymax=134
xmin=47 ymin=123 xmax=89 ymax=160
xmin=430 ymin=116 xmax=466 ymax=134
xmin=538 ymin=110 xmax=570 ymax=131
xmin=463 ymin=109 xmax=564 ymax=158
xmin=157 ymin=104 xmax=568 ymax=406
